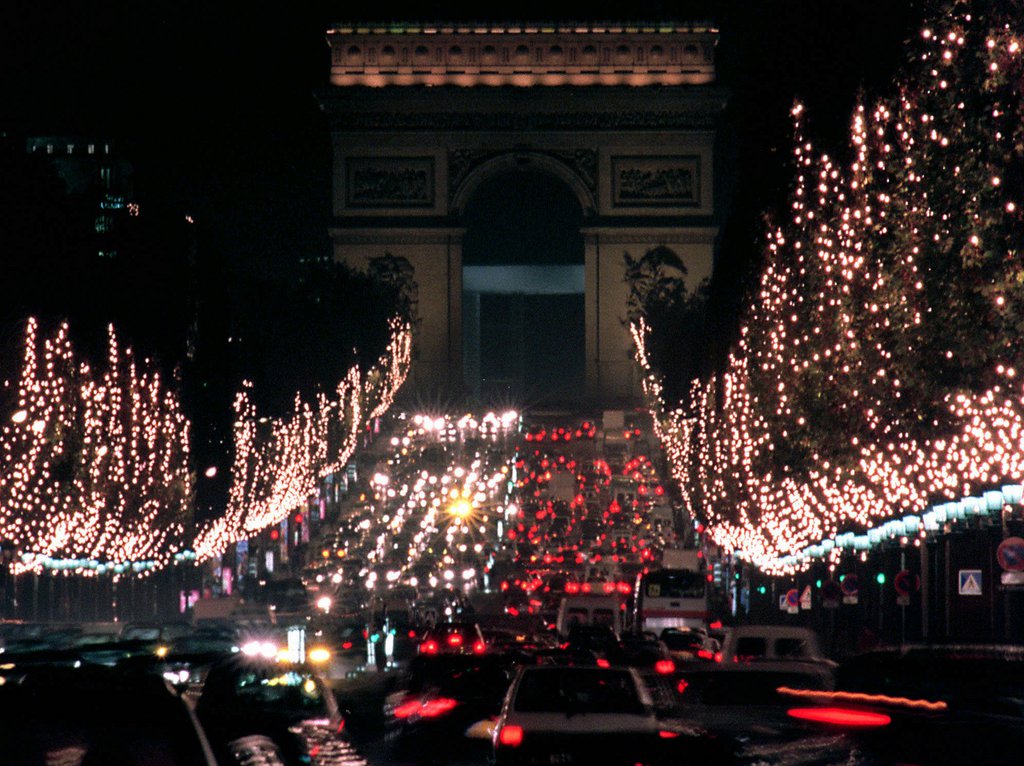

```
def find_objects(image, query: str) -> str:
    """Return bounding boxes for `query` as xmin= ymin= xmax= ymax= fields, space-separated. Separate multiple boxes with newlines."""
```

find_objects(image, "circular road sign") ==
xmin=997 ymin=537 xmax=1024 ymax=572
xmin=894 ymin=569 xmax=920 ymax=597
xmin=840 ymin=573 xmax=859 ymax=597
xmin=786 ymin=588 xmax=800 ymax=608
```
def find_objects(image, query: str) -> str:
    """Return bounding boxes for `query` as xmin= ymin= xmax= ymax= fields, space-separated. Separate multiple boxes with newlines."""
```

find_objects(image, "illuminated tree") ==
xmin=0 ymin=319 xmax=192 ymax=572
xmin=192 ymin=319 xmax=412 ymax=559
xmin=624 ymin=247 xmax=710 ymax=404
xmin=633 ymin=0 xmax=1024 ymax=572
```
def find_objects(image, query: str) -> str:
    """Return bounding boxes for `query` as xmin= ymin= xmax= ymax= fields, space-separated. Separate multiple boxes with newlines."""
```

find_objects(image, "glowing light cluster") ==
xmin=632 ymin=2 xmax=1024 ymax=574
xmin=0 ymin=319 xmax=192 ymax=575
xmin=309 ymin=410 xmax=518 ymax=592
xmin=193 ymin=319 xmax=412 ymax=558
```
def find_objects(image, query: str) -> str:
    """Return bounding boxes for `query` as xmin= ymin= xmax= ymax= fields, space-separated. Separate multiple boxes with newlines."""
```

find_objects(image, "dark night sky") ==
xmin=0 ymin=0 xmax=922 ymax=296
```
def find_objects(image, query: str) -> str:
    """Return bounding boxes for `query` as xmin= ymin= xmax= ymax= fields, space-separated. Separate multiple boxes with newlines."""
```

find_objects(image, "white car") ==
xmin=492 ymin=665 xmax=718 ymax=766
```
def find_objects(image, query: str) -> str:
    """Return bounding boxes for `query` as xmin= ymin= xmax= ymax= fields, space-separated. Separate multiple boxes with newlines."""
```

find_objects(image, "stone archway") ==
xmin=320 ymin=22 xmax=726 ymax=405
xmin=460 ymin=166 xmax=586 ymax=403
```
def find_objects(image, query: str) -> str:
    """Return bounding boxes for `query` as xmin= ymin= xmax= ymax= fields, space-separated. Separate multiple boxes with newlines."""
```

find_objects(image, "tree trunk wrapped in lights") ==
xmin=633 ymin=0 xmax=1024 ymax=573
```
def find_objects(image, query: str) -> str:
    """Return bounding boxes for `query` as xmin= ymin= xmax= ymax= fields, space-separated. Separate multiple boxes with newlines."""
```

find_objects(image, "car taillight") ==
xmin=473 ymin=640 xmax=487 ymax=654
xmin=676 ymin=679 xmax=689 ymax=695
xmin=341 ymin=641 xmax=353 ymax=650
xmin=714 ymin=652 xmax=722 ymax=663
xmin=420 ymin=640 xmax=438 ymax=654
xmin=408 ymin=630 xmax=417 ymax=639
xmin=697 ymin=648 xmax=714 ymax=660
xmin=498 ymin=725 xmax=524 ymax=747
xmin=617 ymin=582 xmax=631 ymax=594
xmin=655 ymin=659 xmax=676 ymax=675
xmin=596 ymin=658 xmax=610 ymax=668
xmin=394 ymin=699 xmax=423 ymax=719
xmin=395 ymin=697 xmax=458 ymax=719
xmin=448 ymin=634 xmax=464 ymax=647
xmin=658 ymin=730 xmax=681 ymax=739
xmin=581 ymin=583 xmax=592 ymax=593
xmin=565 ymin=582 xmax=580 ymax=594
xmin=787 ymin=707 xmax=892 ymax=727
xmin=420 ymin=697 xmax=458 ymax=718
xmin=602 ymin=582 xmax=616 ymax=594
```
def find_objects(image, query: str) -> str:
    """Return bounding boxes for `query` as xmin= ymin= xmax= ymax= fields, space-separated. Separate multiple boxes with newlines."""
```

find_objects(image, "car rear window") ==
xmin=514 ymin=669 xmax=646 ymax=715
xmin=735 ymin=637 xmax=767 ymax=660
xmin=774 ymin=637 xmax=810 ymax=658
xmin=663 ymin=633 xmax=705 ymax=652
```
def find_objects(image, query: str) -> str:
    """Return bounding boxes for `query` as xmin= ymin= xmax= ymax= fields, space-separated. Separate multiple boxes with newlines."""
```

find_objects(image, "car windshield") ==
xmin=514 ymin=669 xmax=647 ymax=715
xmin=202 ymin=663 xmax=329 ymax=716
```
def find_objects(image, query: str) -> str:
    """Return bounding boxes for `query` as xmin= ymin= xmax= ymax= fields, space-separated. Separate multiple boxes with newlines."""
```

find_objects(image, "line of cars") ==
xmin=377 ymin=605 xmax=1024 ymax=766
xmin=0 ymin=619 xmax=368 ymax=766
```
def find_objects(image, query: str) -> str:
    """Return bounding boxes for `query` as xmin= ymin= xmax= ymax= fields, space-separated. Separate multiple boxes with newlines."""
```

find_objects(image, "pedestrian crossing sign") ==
xmin=958 ymin=569 xmax=983 ymax=596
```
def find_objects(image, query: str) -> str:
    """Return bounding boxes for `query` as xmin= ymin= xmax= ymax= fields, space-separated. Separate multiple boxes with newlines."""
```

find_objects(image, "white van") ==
xmin=719 ymin=625 xmax=833 ymax=665
xmin=556 ymin=595 xmax=623 ymax=638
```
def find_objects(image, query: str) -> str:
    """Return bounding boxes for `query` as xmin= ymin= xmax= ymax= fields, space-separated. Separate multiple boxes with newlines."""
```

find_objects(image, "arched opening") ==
xmin=461 ymin=170 xmax=585 ymax=404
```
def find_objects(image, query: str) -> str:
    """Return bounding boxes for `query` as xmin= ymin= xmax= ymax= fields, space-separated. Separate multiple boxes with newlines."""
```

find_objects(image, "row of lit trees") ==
xmin=0 ymin=319 xmax=192 ymax=573
xmin=633 ymin=0 xmax=1024 ymax=573
xmin=1 ymin=316 xmax=412 ymax=574
xmin=193 ymin=320 xmax=411 ymax=558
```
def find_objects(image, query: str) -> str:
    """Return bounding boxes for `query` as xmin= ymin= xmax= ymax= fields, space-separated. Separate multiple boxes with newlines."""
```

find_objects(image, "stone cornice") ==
xmin=317 ymin=86 xmax=728 ymax=131
xmin=329 ymin=226 xmax=465 ymax=246
xmin=326 ymin=23 xmax=717 ymax=88
xmin=581 ymin=225 xmax=719 ymax=245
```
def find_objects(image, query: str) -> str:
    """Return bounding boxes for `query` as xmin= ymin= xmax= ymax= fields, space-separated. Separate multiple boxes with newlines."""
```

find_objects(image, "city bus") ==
xmin=632 ymin=554 xmax=709 ymax=633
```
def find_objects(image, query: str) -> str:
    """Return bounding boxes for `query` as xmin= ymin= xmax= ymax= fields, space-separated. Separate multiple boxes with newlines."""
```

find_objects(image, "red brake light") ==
xmin=617 ymin=582 xmax=631 ymax=594
xmin=420 ymin=697 xmax=458 ymax=718
xmin=393 ymin=699 xmax=423 ymax=719
xmin=581 ymin=583 xmax=592 ymax=593
xmin=447 ymin=634 xmax=464 ymax=647
xmin=498 ymin=725 xmax=524 ymax=747
xmin=709 ymin=620 xmax=722 ymax=629
xmin=659 ymin=730 xmax=681 ymax=739
xmin=697 ymin=648 xmax=714 ymax=660
xmin=565 ymin=582 xmax=580 ymax=594
xmin=420 ymin=640 xmax=438 ymax=654
xmin=395 ymin=697 xmax=458 ymax=719
xmin=596 ymin=658 xmax=610 ymax=668
xmin=676 ymin=679 xmax=689 ymax=694
xmin=787 ymin=707 xmax=892 ymax=727
xmin=602 ymin=582 xmax=616 ymax=594
xmin=655 ymin=659 xmax=676 ymax=675
xmin=408 ymin=630 xmax=417 ymax=639
xmin=714 ymin=652 xmax=722 ymax=663
xmin=473 ymin=640 xmax=487 ymax=654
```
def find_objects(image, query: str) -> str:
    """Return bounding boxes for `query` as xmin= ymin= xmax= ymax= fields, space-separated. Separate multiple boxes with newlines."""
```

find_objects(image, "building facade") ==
xmin=319 ymin=22 xmax=727 ymax=404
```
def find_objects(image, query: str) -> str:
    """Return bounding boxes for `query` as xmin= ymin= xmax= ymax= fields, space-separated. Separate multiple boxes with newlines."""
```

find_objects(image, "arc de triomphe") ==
xmin=318 ymin=22 xmax=726 ymax=404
